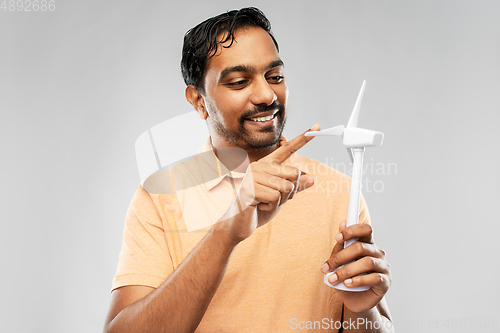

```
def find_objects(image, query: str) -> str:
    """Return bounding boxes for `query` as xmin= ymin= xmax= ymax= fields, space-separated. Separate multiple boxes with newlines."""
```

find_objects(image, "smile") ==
xmin=247 ymin=110 xmax=279 ymax=122
xmin=248 ymin=114 xmax=275 ymax=122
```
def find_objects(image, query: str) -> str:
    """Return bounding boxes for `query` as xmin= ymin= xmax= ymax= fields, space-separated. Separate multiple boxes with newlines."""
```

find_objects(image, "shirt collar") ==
xmin=198 ymin=137 xmax=246 ymax=191
xmin=198 ymin=136 xmax=292 ymax=191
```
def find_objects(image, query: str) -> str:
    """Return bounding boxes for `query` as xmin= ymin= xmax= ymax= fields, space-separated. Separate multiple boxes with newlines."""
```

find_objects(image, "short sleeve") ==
xmin=111 ymin=186 xmax=174 ymax=291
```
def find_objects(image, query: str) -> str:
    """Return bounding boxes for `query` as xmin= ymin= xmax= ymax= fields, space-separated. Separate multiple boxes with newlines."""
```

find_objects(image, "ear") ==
xmin=185 ymin=85 xmax=208 ymax=120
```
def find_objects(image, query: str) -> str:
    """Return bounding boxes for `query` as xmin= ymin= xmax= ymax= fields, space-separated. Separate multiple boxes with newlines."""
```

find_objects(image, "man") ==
xmin=105 ymin=7 xmax=393 ymax=333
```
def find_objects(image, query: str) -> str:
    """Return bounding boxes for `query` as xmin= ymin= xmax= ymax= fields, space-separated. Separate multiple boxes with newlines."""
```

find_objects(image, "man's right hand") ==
xmin=221 ymin=124 xmax=320 ymax=243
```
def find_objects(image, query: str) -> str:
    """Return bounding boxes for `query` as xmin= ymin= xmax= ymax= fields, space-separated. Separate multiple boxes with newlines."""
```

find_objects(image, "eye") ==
xmin=267 ymin=75 xmax=284 ymax=84
xmin=226 ymin=80 xmax=249 ymax=88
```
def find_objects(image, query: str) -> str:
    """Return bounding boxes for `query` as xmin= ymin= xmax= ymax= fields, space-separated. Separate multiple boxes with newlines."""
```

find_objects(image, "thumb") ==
xmin=338 ymin=219 xmax=347 ymax=232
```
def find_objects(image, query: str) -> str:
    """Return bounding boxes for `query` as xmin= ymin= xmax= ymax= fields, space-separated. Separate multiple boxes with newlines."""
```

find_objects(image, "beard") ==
xmin=209 ymin=101 xmax=287 ymax=152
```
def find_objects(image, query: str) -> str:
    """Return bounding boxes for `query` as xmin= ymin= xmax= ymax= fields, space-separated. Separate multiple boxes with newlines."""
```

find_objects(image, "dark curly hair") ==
xmin=181 ymin=7 xmax=279 ymax=93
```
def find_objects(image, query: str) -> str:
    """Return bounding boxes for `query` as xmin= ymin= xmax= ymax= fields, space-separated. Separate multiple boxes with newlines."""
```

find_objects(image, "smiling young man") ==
xmin=105 ymin=7 xmax=393 ymax=333
xmin=186 ymin=23 xmax=288 ymax=162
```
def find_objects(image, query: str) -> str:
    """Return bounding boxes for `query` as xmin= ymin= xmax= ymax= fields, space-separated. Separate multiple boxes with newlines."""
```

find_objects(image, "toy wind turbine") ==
xmin=305 ymin=81 xmax=384 ymax=292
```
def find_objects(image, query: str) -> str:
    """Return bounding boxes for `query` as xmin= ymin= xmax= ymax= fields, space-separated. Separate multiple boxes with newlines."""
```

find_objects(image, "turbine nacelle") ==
xmin=344 ymin=127 xmax=384 ymax=148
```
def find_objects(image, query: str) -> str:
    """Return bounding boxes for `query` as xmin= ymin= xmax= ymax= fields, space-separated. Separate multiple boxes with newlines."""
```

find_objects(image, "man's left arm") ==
xmin=321 ymin=220 xmax=394 ymax=332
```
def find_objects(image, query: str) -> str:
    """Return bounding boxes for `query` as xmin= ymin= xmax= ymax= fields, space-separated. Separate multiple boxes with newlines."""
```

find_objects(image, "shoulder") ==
xmin=140 ymin=151 xmax=214 ymax=195
xmin=142 ymin=169 xmax=173 ymax=195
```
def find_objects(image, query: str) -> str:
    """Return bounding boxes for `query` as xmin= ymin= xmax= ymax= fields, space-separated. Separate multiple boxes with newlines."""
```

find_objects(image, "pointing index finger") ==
xmin=262 ymin=124 xmax=321 ymax=164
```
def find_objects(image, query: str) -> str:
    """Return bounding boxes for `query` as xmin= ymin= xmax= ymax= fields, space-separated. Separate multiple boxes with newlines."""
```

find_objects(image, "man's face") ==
xmin=201 ymin=26 xmax=288 ymax=151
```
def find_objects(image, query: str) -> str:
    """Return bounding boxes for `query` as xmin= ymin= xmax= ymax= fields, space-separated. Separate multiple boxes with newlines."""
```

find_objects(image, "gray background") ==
xmin=1 ymin=0 xmax=499 ymax=332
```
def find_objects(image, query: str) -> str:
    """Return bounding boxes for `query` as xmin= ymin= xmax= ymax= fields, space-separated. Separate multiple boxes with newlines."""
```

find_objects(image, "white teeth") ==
xmin=249 ymin=114 xmax=274 ymax=122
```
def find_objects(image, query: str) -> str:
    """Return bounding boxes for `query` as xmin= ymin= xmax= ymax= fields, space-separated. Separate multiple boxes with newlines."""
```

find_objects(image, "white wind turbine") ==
xmin=305 ymin=81 xmax=384 ymax=292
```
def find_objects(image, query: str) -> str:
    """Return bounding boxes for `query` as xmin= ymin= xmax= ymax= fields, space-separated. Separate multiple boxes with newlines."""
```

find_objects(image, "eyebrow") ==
xmin=219 ymin=59 xmax=284 ymax=81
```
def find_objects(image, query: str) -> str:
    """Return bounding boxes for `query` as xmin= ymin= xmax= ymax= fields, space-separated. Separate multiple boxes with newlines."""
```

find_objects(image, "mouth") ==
xmin=245 ymin=110 xmax=279 ymax=123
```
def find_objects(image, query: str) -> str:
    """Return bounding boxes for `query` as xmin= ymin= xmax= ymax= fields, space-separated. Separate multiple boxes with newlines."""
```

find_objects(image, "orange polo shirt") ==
xmin=112 ymin=137 xmax=371 ymax=332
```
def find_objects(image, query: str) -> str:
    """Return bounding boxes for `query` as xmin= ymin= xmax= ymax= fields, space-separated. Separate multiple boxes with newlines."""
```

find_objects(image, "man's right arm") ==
xmin=104 ymin=221 xmax=238 ymax=333
xmin=104 ymin=127 xmax=318 ymax=333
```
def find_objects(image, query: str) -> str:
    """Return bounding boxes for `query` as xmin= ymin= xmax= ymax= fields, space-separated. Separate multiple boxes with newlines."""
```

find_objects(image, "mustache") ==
xmin=239 ymin=102 xmax=285 ymax=123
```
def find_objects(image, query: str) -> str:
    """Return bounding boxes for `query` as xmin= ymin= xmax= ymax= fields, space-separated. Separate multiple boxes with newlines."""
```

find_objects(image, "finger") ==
xmin=258 ymin=163 xmax=302 ymax=182
xmin=336 ymin=223 xmax=374 ymax=245
xmin=343 ymin=272 xmax=391 ymax=292
xmin=269 ymin=177 xmax=294 ymax=207
xmin=258 ymin=202 xmax=276 ymax=212
xmin=288 ymin=169 xmax=316 ymax=199
xmin=253 ymin=170 xmax=295 ymax=193
xmin=261 ymin=124 xmax=320 ymax=164
xmin=328 ymin=257 xmax=391 ymax=286
xmin=253 ymin=183 xmax=281 ymax=211
xmin=320 ymin=220 xmax=353 ymax=273
xmin=256 ymin=163 xmax=313 ymax=200
xmin=266 ymin=163 xmax=314 ymax=193
xmin=338 ymin=220 xmax=347 ymax=232
xmin=288 ymin=169 xmax=301 ymax=200
xmin=322 ymin=241 xmax=385 ymax=272
xmin=252 ymin=170 xmax=294 ymax=206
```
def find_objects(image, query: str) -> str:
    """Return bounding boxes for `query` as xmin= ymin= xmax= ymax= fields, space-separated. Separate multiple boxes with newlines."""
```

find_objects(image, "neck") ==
xmin=245 ymin=144 xmax=279 ymax=163
xmin=210 ymin=137 xmax=280 ymax=170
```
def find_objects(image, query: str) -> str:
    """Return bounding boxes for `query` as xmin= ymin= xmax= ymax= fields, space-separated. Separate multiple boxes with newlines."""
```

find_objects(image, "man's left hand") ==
xmin=321 ymin=220 xmax=391 ymax=313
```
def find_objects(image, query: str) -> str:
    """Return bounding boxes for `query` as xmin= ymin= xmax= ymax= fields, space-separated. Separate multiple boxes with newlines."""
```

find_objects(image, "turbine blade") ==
xmin=346 ymin=148 xmax=354 ymax=163
xmin=346 ymin=80 xmax=366 ymax=128
xmin=304 ymin=125 xmax=344 ymax=137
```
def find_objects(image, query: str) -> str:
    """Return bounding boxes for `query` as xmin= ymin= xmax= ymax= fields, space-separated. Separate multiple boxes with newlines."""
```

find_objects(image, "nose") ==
xmin=250 ymin=77 xmax=277 ymax=106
